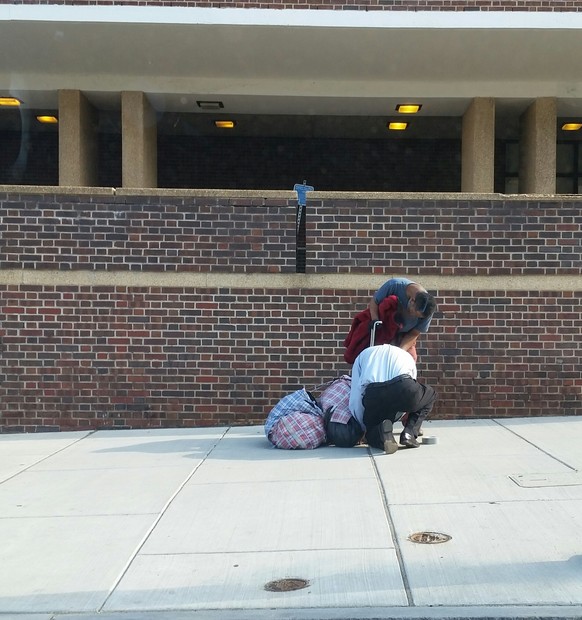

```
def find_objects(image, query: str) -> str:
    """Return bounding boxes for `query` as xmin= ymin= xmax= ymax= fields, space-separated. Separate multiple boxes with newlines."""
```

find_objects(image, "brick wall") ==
xmin=4 ymin=0 xmax=582 ymax=10
xmin=2 ymin=193 xmax=581 ymax=275
xmin=424 ymin=292 xmax=581 ymax=419
xmin=1 ymin=190 xmax=581 ymax=432
xmin=0 ymin=194 xmax=295 ymax=273
xmin=308 ymin=200 xmax=582 ymax=275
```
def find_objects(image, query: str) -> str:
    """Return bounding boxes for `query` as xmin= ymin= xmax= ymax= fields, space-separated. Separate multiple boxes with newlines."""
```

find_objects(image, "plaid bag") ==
xmin=265 ymin=389 xmax=326 ymax=450
xmin=319 ymin=375 xmax=353 ymax=424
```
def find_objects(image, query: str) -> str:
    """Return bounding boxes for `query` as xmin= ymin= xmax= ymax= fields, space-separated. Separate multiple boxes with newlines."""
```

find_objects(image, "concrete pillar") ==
xmin=519 ymin=98 xmax=557 ymax=195
xmin=122 ymin=91 xmax=157 ymax=188
xmin=461 ymin=97 xmax=495 ymax=193
xmin=58 ymin=90 xmax=98 ymax=187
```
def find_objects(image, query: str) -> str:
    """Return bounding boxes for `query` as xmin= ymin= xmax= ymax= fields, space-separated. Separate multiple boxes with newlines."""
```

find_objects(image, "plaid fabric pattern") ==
xmin=319 ymin=375 xmax=354 ymax=424
xmin=269 ymin=411 xmax=326 ymax=450
xmin=265 ymin=388 xmax=326 ymax=450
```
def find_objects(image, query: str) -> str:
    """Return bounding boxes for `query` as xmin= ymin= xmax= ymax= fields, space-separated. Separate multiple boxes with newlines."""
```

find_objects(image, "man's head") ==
xmin=410 ymin=292 xmax=436 ymax=319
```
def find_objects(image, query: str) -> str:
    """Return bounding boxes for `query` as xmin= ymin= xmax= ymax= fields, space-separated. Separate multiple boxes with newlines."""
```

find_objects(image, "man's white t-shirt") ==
xmin=349 ymin=344 xmax=417 ymax=428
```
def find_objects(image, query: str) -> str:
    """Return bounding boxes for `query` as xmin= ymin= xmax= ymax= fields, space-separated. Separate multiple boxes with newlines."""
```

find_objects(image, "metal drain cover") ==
xmin=264 ymin=578 xmax=310 ymax=592
xmin=408 ymin=531 xmax=452 ymax=544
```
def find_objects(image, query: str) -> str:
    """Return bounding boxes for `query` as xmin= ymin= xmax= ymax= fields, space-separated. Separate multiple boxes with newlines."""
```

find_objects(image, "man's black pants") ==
xmin=362 ymin=375 xmax=436 ymax=450
xmin=326 ymin=417 xmax=364 ymax=447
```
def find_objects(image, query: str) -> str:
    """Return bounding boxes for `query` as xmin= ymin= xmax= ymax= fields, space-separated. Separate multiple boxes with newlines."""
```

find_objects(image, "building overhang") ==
xmin=1 ymin=7 xmax=582 ymax=135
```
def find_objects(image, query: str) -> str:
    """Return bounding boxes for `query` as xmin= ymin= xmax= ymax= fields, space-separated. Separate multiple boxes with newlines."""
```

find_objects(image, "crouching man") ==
xmin=349 ymin=344 xmax=437 ymax=454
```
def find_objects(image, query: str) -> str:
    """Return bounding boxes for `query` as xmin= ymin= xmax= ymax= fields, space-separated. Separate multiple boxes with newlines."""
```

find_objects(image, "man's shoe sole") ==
xmin=384 ymin=436 xmax=399 ymax=454
xmin=381 ymin=420 xmax=398 ymax=455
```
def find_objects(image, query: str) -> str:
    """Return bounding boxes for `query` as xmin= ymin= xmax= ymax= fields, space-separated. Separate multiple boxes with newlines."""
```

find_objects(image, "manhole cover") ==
xmin=264 ymin=578 xmax=310 ymax=592
xmin=408 ymin=531 xmax=451 ymax=544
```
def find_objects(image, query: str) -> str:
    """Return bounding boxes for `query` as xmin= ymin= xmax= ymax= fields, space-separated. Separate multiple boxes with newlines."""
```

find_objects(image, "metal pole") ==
xmin=293 ymin=180 xmax=314 ymax=274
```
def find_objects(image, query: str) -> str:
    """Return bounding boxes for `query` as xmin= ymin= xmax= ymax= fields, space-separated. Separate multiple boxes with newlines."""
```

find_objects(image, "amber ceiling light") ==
xmin=396 ymin=104 xmax=421 ymax=114
xmin=561 ymin=123 xmax=582 ymax=131
xmin=0 ymin=97 xmax=22 ymax=106
xmin=214 ymin=120 xmax=236 ymax=128
xmin=387 ymin=121 xmax=408 ymax=131
xmin=37 ymin=115 xmax=58 ymax=124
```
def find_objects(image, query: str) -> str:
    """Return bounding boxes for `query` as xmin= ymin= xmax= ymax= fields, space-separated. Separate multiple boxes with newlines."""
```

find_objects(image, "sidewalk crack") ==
xmin=368 ymin=447 xmax=415 ymax=606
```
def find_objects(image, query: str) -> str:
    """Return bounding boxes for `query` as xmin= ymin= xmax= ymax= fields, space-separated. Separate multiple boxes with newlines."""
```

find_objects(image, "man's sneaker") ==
xmin=399 ymin=431 xmax=420 ymax=448
xmin=381 ymin=419 xmax=399 ymax=455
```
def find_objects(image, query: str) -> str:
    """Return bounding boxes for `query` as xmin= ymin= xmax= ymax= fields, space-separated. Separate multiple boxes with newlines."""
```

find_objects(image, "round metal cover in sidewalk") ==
xmin=408 ymin=531 xmax=452 ymax=544
xmin=264 ymin=578 xmax=310 ymax=592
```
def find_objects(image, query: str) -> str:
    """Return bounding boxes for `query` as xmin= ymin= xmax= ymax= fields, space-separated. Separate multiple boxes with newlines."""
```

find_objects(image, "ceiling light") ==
xmin=561 ymin=123 xmax=582 ymax=131
xmin=36 ymin=115 xmax=58 ymax=124
xmin=387 ymin=122 xmax=408 ymax=131
xmin=197 ymin=100 xmax=224 ymax=110
xmin=0 ymin=97 xmax=22 ymax=106
xmin=396 ymin=104 xmax=421 ymax=114
xmin=214 ymin=120 xmax=236 ymax=129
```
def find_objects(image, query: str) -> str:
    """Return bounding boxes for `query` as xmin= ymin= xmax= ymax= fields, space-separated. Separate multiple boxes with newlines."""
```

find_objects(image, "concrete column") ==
xmin=122 ymin=91 xmax=157 ymax=188
xmin=461 ymin=97 xmax=495 ymax=193
xmin=58 ymin=90 xmax=98 ymax=187
xmin=519 ymin=97 xmax=557 ymax=195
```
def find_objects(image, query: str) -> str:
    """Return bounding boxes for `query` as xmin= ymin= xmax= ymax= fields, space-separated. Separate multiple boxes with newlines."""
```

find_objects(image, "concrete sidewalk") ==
xmin=1 ymin=417 xmax=582 ymax=620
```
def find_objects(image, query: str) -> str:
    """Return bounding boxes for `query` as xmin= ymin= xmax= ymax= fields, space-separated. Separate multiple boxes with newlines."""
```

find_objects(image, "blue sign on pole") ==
xmin=293 ymin=180 xmax=314 ymax=206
